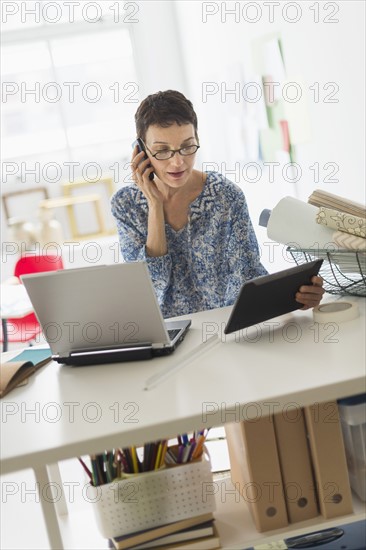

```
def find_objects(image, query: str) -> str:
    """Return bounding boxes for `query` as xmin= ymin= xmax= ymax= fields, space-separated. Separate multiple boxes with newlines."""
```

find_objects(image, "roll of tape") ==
xmin=313 ymin=301 xmax=359 ymax=324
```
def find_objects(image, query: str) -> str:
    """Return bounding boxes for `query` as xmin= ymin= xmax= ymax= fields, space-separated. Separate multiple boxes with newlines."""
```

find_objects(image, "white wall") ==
xmin=1 ymin=1 xmax=365 ymax=278
xmin=129 ymin=1 xmax=188 ymax=98
xmin=174 ymin=3 xmax=364 ymax=191
xmin=173 ymin=0 xmax=365 ymax=269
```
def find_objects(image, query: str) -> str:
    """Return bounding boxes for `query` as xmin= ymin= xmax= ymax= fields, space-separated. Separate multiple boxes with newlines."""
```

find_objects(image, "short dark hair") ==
xmin=135 ymin=90 xmax=198 ymax=141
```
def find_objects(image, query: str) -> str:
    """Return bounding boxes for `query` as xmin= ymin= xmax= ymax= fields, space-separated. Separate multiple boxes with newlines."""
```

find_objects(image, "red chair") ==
xmin=1 ymin=254 xmax=64 ymax=348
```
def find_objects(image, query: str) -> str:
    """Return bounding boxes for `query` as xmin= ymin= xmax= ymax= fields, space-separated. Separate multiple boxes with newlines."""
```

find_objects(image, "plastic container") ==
xmin=87 ymin=454 xmax=216 ymax=538
xmin=338 ymin=393 xmax=366 ymax=501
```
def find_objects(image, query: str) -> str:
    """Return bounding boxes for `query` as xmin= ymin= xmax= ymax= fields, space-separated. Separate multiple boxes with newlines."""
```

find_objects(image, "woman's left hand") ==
xmin=296 ymin=275 xmax=325 ymax=310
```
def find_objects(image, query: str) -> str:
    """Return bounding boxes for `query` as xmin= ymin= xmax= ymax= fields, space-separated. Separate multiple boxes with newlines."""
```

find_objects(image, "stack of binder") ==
xmin=225 ymin=411 xmax=289 ymax=532
xmin=304 ymin=401 xmax=353 ymax=519
xmin=273 ymin=407 xmax=318 ymax=523
xmin=225 ymin=401 xmax=353 ymax=532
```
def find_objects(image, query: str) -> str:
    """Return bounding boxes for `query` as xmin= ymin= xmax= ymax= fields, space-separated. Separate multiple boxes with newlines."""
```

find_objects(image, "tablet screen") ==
xmin=224 ymin=259 xmax=323 ymax=334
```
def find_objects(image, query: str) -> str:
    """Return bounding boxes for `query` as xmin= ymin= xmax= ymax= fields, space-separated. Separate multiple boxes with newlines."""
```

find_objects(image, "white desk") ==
xmin=0 ymin=284 xmax=34 ymax=351
xmin=1 ymin=298 xmax=365 ymax=549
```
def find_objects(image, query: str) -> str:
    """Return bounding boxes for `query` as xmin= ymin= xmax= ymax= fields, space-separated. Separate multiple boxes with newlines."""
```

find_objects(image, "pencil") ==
xmin=103 ymin=452 xmax=112 ymax=482
xmin=78 ymin=457 xmax=93 ymax=483
xmin=122 ymin=448 xmax=133 ymax=473
xmin=143 ymin=443 xmax=150 ymax=472
xmin=154 ymin=442 xmax=162 ymax=470
xmin=130 ymin=446 xmax=139 ymax=474
xmin=192 ymin=435 xmax=205 ymax=459
xmin=160 ymin=440 xmax=168 ymax=467
xmin=149 ymin=443 xmax=158 ymax=471
xmin=96 ymin=454 xmax=105 ymax=484
xmin=90 ymin=455 xmax=100 ymax=486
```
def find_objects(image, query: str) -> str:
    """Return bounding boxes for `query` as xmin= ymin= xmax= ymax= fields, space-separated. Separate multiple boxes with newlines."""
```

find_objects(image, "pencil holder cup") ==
xmin=87 ymin=453 xmax=216 ymax=538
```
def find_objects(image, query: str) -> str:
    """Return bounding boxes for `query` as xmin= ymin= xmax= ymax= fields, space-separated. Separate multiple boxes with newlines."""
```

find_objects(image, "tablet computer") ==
xmin=224 ymin=259 xmax=323 ymax=334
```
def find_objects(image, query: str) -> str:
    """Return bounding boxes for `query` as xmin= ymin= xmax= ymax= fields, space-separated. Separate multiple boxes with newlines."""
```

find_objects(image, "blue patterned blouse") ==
xmin=111 ymin=171 xmax=267 ymax=318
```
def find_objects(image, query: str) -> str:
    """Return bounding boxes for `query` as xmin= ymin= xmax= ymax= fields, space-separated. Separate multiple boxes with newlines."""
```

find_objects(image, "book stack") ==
xmin=108 ymin=514 xmax=220 ymax=549
xmin=225 ymin=401 xmax=353 ymax=533
xmin=309 ymin=189 xmax=366 ymax=250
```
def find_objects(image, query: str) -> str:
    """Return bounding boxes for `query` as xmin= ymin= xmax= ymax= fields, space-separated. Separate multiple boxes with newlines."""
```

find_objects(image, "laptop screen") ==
xmin=21 ymin=263 xmax=171 ymax=355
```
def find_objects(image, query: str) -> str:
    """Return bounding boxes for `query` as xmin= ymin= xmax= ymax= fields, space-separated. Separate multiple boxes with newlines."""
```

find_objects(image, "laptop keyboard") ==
xmin=168 ymin=329 xmax=180 ymax=340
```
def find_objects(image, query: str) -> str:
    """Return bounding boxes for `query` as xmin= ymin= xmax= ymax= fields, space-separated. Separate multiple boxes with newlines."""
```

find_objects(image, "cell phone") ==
xmin=132 ymin=138 xmax=154 ymax=180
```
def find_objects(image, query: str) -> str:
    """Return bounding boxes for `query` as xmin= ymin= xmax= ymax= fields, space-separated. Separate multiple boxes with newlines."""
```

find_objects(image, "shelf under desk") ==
xmin=1 ymin=463 xmax=365 ymax=550
xmin=1 ymin=297 xmax=365 ymax=549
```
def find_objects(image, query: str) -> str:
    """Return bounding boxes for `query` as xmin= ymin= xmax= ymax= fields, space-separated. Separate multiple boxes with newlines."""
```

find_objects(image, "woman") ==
xmin=111 ymin=90 xmax=324 ymax=318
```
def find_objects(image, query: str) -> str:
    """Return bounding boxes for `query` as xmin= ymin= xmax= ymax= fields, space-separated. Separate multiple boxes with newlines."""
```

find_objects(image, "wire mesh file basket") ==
xmin=287 ymin=248 xmax=366 ymax=297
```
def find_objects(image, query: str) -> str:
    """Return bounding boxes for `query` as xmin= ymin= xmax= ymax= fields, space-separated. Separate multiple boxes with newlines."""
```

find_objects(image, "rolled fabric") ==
xmin=267 ymin=196 xmax=335 ymax=249
xmin=333 ymin=230 xmax=366 ymax=251
xmin=316 ymin=207 xmax=366 ymax=238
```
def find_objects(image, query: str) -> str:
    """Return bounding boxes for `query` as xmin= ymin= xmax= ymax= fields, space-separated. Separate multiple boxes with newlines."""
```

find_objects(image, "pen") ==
xmin=144 ymin=334 xmax=220 ymax=390
xmin=177 ymin=445 xmax=184 ymax=463
xmin=187 ymin=442 xmax=196 ymax=462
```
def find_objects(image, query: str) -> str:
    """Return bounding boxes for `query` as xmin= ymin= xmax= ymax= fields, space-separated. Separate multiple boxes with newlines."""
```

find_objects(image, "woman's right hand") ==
xmin=131 ymin=147 xmax=164 ymax=207
xmin=131 ymin=146 xmax=168 ymax=257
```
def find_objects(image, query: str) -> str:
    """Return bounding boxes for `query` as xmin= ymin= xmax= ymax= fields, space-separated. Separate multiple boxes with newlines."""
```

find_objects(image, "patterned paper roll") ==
xmin=316 ymin=207 xmax=366 ymax=238
xmin=333 ymin=231 xmax=366 ymax=251
xmin=267 ymin=196 xmax=335 ymax=249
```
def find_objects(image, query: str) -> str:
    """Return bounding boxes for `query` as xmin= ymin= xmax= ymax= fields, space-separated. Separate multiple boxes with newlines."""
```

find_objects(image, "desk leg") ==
xmin=34 ymin=465 xmax=64 ymax=550
xmin=48 ymin=463 xmax=68 ymax=516
xmin=2 ymin=319 xmax=8 ymax=352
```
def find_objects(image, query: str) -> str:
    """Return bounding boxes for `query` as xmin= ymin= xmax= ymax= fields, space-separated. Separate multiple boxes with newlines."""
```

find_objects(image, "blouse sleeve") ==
xmin=110 ymin=189 xmax=172 ymax=301
xmin=224 ymin=191 xmax=268 ymax=305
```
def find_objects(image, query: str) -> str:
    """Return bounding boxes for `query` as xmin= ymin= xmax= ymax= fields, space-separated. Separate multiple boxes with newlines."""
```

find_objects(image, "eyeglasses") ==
xmin=142 ymin=140 xmax=200 ymax=160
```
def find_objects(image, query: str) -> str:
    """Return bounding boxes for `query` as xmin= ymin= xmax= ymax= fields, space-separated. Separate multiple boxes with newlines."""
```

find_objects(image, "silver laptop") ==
xmin=21 ymin=262 xmax=191 ymax=366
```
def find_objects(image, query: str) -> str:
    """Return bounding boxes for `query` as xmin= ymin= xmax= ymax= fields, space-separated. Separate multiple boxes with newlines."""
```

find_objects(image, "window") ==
xmin=1 ymin=1 xmax=139 ymax=188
